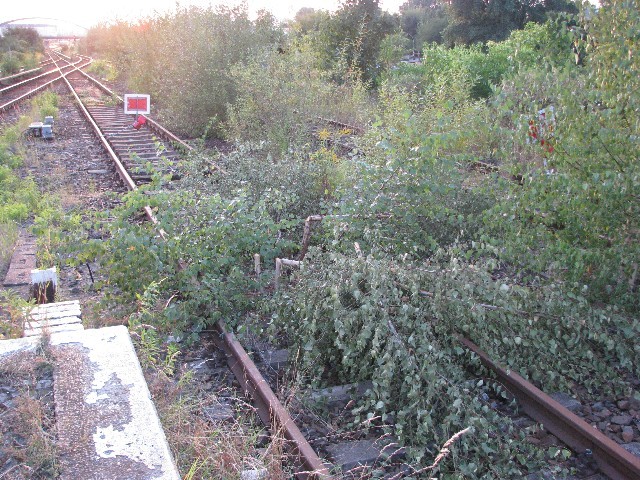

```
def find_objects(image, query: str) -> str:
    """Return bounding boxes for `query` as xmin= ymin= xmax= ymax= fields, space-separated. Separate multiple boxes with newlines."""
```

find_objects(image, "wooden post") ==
xmin=254 ymin=254 xmax=261 ymax=275
xmin=297 ymin=215 xmax=324 ymax=261
xmin=274 ymin=258 xmax=282 ymax=289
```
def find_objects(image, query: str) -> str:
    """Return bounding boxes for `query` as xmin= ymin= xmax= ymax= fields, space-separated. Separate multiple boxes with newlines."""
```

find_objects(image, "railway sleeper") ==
xmin=326 ymin=439 xmax=406 ymax=475
xmin=106 ymin=140 xmax=151 ymax=147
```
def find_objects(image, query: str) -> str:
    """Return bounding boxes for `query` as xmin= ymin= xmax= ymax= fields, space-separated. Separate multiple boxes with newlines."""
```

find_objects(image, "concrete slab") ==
xmin=26 ymin=316 xmax=83 ymax=329
xmin=29 ymin=310 xmax=83 ymax=322
xmin=32 ymin=300 xmax=80 ymax=310
xmin=23 ymin=300 xmax=83 ymax=337
xmin=307 ymin=382 xmax=374 ymax=407
xmin=24 ymin=322 xmax=84 ymax=337
xmin=257 ymin=349 xmax=289 ymax=369
xmin=49 ymin=326 xmax=180 ymax=480
xmin=0 ymin=335 xmax=39 ymax=357
xmin=31 ymin=305 xmax=82 ymax=317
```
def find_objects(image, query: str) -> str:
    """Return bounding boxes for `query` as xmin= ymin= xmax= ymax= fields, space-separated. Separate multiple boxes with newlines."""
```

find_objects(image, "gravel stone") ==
xmin=611 ymin=414 xmax=633 ymax=426
xmin=622 ymin=442 xmax=640 ymax=458
xmin=550 ymin=392 xmax=581 ymax=413
xmin=621 ymin=426 xmax=634 ymax=443
xmin=617 ymin=400 xmax=631 ymax=410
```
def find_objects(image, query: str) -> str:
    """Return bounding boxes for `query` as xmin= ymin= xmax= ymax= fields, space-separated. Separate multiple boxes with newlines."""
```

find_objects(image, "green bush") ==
xmin=86 ymin=5 xmax=284 ymax=137
xmin=276 ymin=251 xmax=553 ymax=477
xmin=481 ymin=3 xmax=640 ymax=311
xmin=0 ymin=203 xmax=29 ymax=222
xmin=70 ymin=155 xmax=305 ymax=338
xmin=86 ymin=59 xmax=118 ymax=81
xmin=31 ymin=91 xmax=58 ymax=120
xmin=388 ymin=21 xmax=573 ymax=100
xmin=226 ymin=48 xmax=372 ymax=155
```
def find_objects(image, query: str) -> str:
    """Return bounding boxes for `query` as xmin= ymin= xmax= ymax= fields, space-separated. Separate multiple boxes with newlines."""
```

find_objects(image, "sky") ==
xmin=1 ymin=0 xmax=406 ymax=31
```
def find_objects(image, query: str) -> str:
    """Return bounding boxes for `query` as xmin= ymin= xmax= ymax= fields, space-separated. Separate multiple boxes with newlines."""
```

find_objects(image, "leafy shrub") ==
xmin=0 ymin=55 xmax=21 ymax=76
xmin=0 ymin=222 xmax=18 ymax=279
xmin=226 ymin=48 xmax=372 ymax=155
xmin=0 ymin=203 xmax=29 ymax=222
xmin=389 ymin=21 xmax=573 ymax=100
xmin=31 ymin=92 xmax=58 ymax=120
xmin=201 ymin=143 xmax=341 ymax=225
xmin=86 ymin=59 xmax=118 ymax=81
xmin=73 ymin=156 xmax=305 ymax=339
xmin=275 ymin=251 xmax=552 ymax=476
xmin=275 ymin=243 xmax=638 ymax=472
xmin=328 ymin=80 xmax=496 ymax=258
xmin=86 ymin=5 xmax=284 ymax=137
xmin=482 ymin=3 xmax=640 ymax=311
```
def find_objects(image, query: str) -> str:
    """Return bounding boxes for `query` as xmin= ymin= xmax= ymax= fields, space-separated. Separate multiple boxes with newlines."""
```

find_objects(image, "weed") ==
xmin=0 ymin=351 xmax=58 ymax=478
xmin=0 ymin=290 xmax=35 ymax=339
xmin=0 ymin=222 xmax=18 ymax=279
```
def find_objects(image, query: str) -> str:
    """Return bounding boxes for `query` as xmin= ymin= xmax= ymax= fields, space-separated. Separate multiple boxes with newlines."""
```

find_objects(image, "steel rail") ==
xmin=0 ymin=55 xmax=88 ymax=112
xmin=71 ymin=67 xmax=195 ymax=153
xmin=0 ymin=66 xmax=43 ymax=84
xmin=213 ymin=321 xmax=332 ymax=479
xmin=72 ymin=65 xmax=227 ymax=173
xmin=0 ymin=59 xmax=55 ymax=84
xmin=52 ymin=60 xmax=162 ymax=231
xmin=0 ymin=57 xmax=81 ymax=94
xmin=0 ymin=75 xmax=61 ymax=112
xmin=459 ymin=336 xmax=640 ymax=480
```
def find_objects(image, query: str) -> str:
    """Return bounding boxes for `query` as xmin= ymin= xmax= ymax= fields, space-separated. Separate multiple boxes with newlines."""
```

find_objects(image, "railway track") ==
xmin=4 ymin=51 xmax=333 ymax=477
xmin=0 ymin=58 xmax=55 ymax=86
xmin=0 ymin=52 xmax=85 ymax=113
xmin=460 ymin=337 xmax=640 ymax=480
xmin=3 ymin=50 xmax=639 ymax=479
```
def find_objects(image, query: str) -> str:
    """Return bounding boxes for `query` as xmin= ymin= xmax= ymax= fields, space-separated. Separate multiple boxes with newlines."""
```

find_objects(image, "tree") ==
xmin=399 ymin=0 xmax=447 ymax=48
xmin=442 ymin=0 xmax=577 ymax=45
xmin=333 ymin=0 xmax=399 ymax=83
xmin=0 ymin=27 xmax=43 ymax=75
xmin=292 ymin=7 xmax=327 ymax=34
xmin=378 ymin=31 xmax=410 ymax=70
xmin=0 ymin=27 xmax=44 ymax=54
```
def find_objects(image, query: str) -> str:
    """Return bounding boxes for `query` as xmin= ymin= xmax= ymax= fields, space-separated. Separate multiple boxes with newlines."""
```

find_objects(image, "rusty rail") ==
xmin=0 ymin=55 xmax=87 ymax=113
xmin=52 ymin=57 xmax=163 ymax=233
xmin=0 ymin=65 xmax=43 ymax=84
xmin=72 ymin=67 xmax=195 ymax=154
xmin=318 ymin=116 xmax=364 ymax=135
xmin=0 ymin=55 xmax=80 ymax=95
xmin=459 ymin=336 xmax=640 ymax=480
xmin=213 ymin=321 xmax=332 ymax=479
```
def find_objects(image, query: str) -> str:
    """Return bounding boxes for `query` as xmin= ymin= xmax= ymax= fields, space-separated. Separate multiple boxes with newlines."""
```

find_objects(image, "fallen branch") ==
xmin=387 ymin=427 xmax=472 ymax=479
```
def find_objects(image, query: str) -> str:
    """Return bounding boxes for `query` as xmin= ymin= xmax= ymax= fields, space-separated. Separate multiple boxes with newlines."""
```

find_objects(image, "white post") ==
xmin=31 ymin=266 xmax=57 ymax=304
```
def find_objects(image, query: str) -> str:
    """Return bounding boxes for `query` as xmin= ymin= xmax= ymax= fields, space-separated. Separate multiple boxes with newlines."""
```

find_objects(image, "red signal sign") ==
xmin=124 ymin=94 xmax=150 ymax=115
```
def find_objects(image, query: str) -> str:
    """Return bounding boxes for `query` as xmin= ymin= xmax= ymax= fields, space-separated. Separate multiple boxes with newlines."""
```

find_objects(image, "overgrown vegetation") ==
xmin=0 ymin=350 xmax=58 ymax=478
xmin=132 ymin=284 xmax=289 ymax=478
xmin=0 ymin=93 xmax=60 ymax=338
xmin=68 ymin=0 xmax=640 ymax=477
xmin=0 ymin=27 xmax=44 ymax=76
xmin=0 ymin=93 xmax=59 ymax=276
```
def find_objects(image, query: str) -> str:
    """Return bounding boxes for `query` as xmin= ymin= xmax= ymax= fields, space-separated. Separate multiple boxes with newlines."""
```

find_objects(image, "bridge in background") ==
xmin=0 ymin=17 xmax=88 ymax=39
